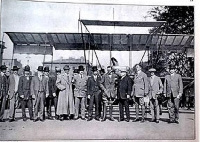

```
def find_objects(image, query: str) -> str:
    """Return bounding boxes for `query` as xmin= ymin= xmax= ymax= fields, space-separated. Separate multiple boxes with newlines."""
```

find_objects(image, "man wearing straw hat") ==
xmin=8 ymin=66 xmax=20 ymax=122
xmin=148 ymin=68 xmax=163 ymax=123
xmin=0 ymin=65 xmax=9 ymax=122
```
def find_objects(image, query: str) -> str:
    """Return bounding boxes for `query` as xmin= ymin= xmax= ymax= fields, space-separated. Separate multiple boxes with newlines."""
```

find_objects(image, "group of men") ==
xmin=0 ymin=63 xmax=183 ymax=124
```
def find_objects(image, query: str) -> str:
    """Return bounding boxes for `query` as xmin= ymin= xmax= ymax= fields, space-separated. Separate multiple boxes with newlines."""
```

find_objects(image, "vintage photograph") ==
xmin=0 ymin=0 xmax=195 ymax=141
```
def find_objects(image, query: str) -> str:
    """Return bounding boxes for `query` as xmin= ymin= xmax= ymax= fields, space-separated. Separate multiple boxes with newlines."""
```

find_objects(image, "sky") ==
xmin=1 ymin=0 xmax=156 ymax=71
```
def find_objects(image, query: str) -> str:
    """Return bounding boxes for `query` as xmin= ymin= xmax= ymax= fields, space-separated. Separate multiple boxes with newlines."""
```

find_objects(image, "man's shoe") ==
xmin=175 ymin=120 xmax=179 ymax=124
xmin=95 ymin=118 xmax=100 ymax=121
xmin=140 ymin=119 xmax=145 ymax=123
xmin=23 ymin=118 xmax=27 ymax=121
xmin=110 ymin=117 xmax=115 ymax=121
xmin=0 ymin=119 xmax=5 ymax=122
xmin=159 ymin=111 xmax=162 ymax=115
xmin=9 ymin=119 xmax=15 ymax=122
xmin=87 ymin=118 xmax=93 ymax=121
xmin=40 ymin=119 xmax=44 ymax=122
xmin=101 ymin=118 xmax=106 ymax=122
xmin=48 ymin=116 xmax=53 ymax=120
xmin=151 ymin=119 xmax=156 ymax=122
xmin=81 ymin=117 xmax=86 ymax=120
xmin=168 ymin=119 xmax=174 ymax=124
xmin=155 ymin=120 xmax=159 ymax=123
xmin=33 ymin=118 xmax=38 ymax=122
xmin=125 ymin=119 xmax=130 ymax=122
xmin=30 ymin=117 xmax=34 ymax=121
xmin=118 ymin=118 xmax=124 ymax=122
xmin=132 ymin=118 xmax=139 ymax=122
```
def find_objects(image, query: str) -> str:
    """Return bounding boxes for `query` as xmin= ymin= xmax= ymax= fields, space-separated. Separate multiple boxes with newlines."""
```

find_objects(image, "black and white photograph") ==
xmin=0 ymin=0 xmax=197 ymax=141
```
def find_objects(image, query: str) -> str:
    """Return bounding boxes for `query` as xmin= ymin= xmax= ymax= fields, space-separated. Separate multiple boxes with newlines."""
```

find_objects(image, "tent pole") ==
xmin=0 ymin=33 xmax=5 ymax=66
xmin=51 ymin=50 xmax=53 ymax=71
xmin=11 ymin=43 xmax=15 ymax=68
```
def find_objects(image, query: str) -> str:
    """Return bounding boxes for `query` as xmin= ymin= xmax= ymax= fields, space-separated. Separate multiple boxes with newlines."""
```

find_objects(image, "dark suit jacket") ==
xmin=87 ymin=75 xmax=101 ymax=96
xmin=48 ymin=76 xmax=57 ymax=98
xmin=18 ymin=76 xmax=32 ymax=100
xmin=117 ymin=75 xmax=132 ymax=99
xmin=0 ymin=74 xmax=9 ymax=97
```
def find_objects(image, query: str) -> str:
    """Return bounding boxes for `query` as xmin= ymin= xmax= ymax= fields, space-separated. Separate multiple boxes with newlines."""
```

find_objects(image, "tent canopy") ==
xmin=80 ymin=19 xmax=166 ymax=27
xmin=6 ymin=32 xmax=194 ymax=52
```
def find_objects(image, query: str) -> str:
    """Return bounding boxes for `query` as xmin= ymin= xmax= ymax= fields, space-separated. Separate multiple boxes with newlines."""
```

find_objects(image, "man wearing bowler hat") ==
xmin=164 ymin=65 xmax=183 ymax=124
xmin=31 ymin=66 xmax=49 ymax=122
xmin=87 ymin=66 xmax=102 ymax=121
xmin=73 ymin=65 xmax=88 ymax=120
xmin=0 ymin=65 xmax=9 ymax=122
xmin=44 ymin=66 xmax=58 ymax=120
xmin=148 ymin=68 xmax=163 ymax=123
xmin=8 ymin=66 xmax=20 ymax=122
xmin=18 ymin=65 xmax=34 ymax=121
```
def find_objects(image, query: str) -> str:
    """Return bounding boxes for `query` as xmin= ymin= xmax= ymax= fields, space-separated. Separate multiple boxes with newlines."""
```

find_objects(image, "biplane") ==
xmin=4 ymin=19 xmax=194 ymax=91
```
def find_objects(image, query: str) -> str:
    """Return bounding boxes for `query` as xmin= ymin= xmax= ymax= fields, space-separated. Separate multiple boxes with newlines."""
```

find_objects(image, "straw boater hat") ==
xmin=149 ymin=68 xmax=156 ymax=72
xmin=24 ymin=65 xmax=30 ymax=71
xmin=44 ymin=66 xmax=50 ymax=72
xmin=92 ymin=66 xmax=98 ymax=72
xmin=78 ymin=65 xmax=84 ymax=71
xmin=0 ymin=65 xmax=7 ymax=71
xmin=63 ymin=65 xmax=70 ymax=70
xmin=37 ymin=66 xmax=43 ymax=72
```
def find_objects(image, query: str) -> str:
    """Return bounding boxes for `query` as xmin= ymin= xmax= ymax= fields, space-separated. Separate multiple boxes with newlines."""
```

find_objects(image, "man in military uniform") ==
xmin=164 ymin=65 xmax=183 ymax=124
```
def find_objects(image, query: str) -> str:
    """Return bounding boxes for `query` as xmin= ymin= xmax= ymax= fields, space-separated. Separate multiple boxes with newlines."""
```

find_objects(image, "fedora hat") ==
xmin=78 ymin=65 xmax=84 ymax=71
xmin=24 ymin=65 xmax=30 ymax=71
xmin=44 ymin=66 xmax=50 ymax=72
xmin=73 ymin=69 xmax=79 ymax=73
xmin=11 ymin=66 xmax=20 ymax=71
xmin=37 ymin=66 xmax=43 ymax=72
xmin=149 ymin=68 xmax=156 ymax=72
xmin=63 ymin=65 xmax=70 ymax=70
xmin=0 ymin=65 xmax=7 ymax=71
xmin=55 ymin=67 xmax=61 ymax=73
xmin=92 ymin=66 xmax=98 ymax=72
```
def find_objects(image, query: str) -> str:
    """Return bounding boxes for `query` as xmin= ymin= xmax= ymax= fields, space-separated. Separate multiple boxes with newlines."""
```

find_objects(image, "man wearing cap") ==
xmin=31 ymin=66 xmax=49 ymax=122
xmin=44 ymin=66 xmax=58 ymax=120
xmin=56 ymin=65 xmax=74 ymax=121
xmin=100 ymin=66 xmax=116 ymax=121
xmin=87 ymin=66 xmax=102 ymax=121
xmin=148 ymin=68 xmax=163 ymax=123
xmin=7 ymin=66 xmax=20 ymax=122
xmin=164 ymin=65 xmax=183 ymax=124
xmin=18 ymin=65 xmax=34 ymax=121
xmin=132 ymin=64 xmax=149 ymax=123
xmin=73 ymin=65 xmax=88 ymax=120
xmin=0 ymin=65 xmax=9 ymax=122
xmin=117 ymin=68 xmax=132 ymax=122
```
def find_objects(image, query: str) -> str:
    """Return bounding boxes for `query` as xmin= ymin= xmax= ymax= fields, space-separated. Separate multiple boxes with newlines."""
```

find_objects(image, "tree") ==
xmin=148 ymin=6 xmax=194 ymax=34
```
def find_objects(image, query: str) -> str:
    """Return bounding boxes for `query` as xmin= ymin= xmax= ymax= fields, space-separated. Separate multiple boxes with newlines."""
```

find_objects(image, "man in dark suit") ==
xmin=148 ymin=68 xmax=163 ymax=123
xmin=117 ymin=68 xmax=132 ymax=122
xmin=164 ymin=65 xmax=183 ymax=124
xmin=87 ymin=66 xmax=102 ymax=121
xmin=0 ymin=65 xmax=9 ymax=122
xmin=44 ymin=66 xmax=58 ymax=120
xmin=31 ymin=66 xmax=49 ymax=122
xmin=18 ymin=65 xmax=34 ymax=121
xmin=132 ymin=64 xmax=149 ymax=123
